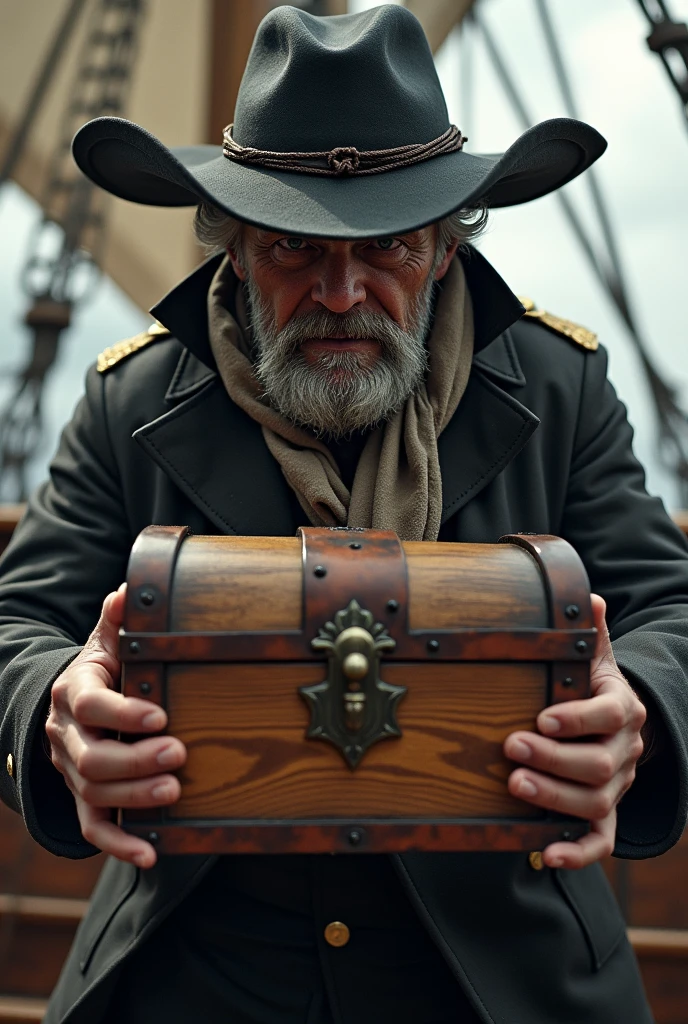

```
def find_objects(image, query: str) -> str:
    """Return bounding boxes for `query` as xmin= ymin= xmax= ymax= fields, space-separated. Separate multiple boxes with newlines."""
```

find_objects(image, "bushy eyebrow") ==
xmin=251 ymin=227 xmax=431 ymax=247
xmin=390 ymin=229 xmax=427 ymax=245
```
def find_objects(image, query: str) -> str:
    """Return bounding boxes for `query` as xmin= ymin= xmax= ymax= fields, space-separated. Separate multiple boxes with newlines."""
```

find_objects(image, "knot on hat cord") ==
xmin=327 ymin=147 xmax=360 ymax=176
xmin=222 ymin=124 xmax=467 ymax=177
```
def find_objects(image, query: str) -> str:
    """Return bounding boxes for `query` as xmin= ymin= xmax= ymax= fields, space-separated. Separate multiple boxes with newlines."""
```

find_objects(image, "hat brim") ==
xmin=72 ymin=116 xmax=606 ymax=239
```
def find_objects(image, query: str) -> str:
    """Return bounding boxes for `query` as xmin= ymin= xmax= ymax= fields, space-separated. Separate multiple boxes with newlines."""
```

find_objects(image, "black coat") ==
xmin=1 ymin=250 xmax=687 ymax=1024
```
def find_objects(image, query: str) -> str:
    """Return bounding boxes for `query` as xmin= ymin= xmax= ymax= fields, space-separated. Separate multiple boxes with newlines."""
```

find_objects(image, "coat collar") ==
xmin=139 ymin=249 xmax=536 ymax=535
xmin=150 ymin=246 xmax=527 ymax=369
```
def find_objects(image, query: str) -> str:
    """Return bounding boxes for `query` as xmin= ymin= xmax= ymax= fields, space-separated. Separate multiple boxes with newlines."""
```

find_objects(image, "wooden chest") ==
xmin=120 ymin=526 xmax=594 ymax=855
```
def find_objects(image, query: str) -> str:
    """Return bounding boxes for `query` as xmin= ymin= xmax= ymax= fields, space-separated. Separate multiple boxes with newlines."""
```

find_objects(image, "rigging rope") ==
xmin=0 ymin=0 xmax=147 ymax=502
xmin=635 ymin=0 xmax=688 ymax=125
xmin=460 ymin=13 xmax=475 ymax=144
xmin=474 ymin=1 xmax=688 ymax=500
xmin=0 ymin=0 xmax=89 ymax=190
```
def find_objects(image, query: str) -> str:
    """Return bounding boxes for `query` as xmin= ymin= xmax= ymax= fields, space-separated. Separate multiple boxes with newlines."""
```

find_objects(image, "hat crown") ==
xmin=233 ymin=5 xmax=450 ymax=153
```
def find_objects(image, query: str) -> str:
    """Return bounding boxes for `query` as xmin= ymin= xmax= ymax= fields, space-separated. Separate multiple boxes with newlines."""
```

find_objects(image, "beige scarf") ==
xmin=207 ymin=255 xmax=474 ymax=541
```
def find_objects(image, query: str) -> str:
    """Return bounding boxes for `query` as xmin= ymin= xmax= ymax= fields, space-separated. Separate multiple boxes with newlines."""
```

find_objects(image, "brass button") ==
xmin=324 ymin=921 xmax=350 ymax=947
xmin=6 ymin=753 xmax=15 ymax=780
xmin=528 ymin=851 xmax=544 ymax=871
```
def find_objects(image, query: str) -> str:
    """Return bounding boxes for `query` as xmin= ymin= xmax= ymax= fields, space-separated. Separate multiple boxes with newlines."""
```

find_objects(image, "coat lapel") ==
xmin=438 ymin=363 xmax=539 ymax=523
xmin=142 ymin=258 xmax=300 ymax=536
xmin=438 ymin=323 xmax=539 ymax=522
xmin=151 ymin=253 xmax=222 ymax=370
xmin=134 ymin=374 xmax=299 ymax=537
xmin=143 ymin=248 xmax=538 ymax=534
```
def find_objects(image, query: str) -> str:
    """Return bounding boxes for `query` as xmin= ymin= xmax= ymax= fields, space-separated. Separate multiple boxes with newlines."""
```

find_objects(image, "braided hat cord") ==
xmin=222 ymin=124 xmax=467 ymax=177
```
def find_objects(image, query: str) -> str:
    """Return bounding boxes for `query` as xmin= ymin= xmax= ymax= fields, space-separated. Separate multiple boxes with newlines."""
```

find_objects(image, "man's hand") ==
xmin=503 ymin=594 xmax=646 ymax=870
xmin=46 ymin=585 xmax=186 ymax=868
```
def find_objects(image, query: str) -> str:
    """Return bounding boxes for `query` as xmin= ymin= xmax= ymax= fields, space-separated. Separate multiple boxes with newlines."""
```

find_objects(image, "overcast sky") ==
xmin=364 ymin=0 xmax=688 ymax=507
xmin=1 ymin=0 xmax=688 ymax=506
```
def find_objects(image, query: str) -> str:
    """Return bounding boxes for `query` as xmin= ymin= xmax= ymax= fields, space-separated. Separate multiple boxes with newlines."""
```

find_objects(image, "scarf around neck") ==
xmin=207 ymin=254 xmax=474 ymax=541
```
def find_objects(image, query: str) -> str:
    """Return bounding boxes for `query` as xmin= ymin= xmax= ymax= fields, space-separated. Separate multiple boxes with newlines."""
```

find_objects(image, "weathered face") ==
xmin=226 ymin=226 xmax=458 ymax=437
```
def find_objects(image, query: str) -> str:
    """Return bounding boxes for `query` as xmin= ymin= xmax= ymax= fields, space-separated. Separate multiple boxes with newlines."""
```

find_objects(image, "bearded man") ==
xmin=1 ymin=6 xmax=687 ymax=1024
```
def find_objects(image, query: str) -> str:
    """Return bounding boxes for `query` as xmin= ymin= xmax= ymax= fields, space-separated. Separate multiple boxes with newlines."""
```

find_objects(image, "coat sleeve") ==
xmin=0 ymin=364 xmax=133 ymax=858
xmin=560 ymin=344 xmax=688 ymax=858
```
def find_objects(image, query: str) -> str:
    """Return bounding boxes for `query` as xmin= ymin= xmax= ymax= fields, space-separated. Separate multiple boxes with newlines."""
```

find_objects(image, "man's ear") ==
xmin=434 ymin=238 xmax=460 ymax=281
xmin=226 ymin=245 xmax=247 ymax=281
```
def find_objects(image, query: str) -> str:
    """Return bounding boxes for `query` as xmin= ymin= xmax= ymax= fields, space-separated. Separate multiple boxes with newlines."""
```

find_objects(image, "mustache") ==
xmin=243 ymin=269 xmax=436 ymax=437
xmin=268 ymin=306 xmax=411 ymax=354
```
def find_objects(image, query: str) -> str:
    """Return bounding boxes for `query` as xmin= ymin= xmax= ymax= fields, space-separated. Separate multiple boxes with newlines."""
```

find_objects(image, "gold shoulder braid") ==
xmin=97 ymin=321 xmax=170 ymax=373
xmin=517 ymin=296 xmax=598 ymax=352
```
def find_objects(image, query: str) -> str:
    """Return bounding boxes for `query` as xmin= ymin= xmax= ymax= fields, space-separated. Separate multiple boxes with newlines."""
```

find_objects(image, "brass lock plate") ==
xmin=299 ymin=599 xmax=406 ymax=768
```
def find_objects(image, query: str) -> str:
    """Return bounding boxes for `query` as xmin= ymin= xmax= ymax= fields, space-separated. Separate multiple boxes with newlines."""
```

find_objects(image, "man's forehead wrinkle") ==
xmin=151 ymin=248 xmax=525 ymax=370
xmin=251 ymin=228 xmax=429 ymax=245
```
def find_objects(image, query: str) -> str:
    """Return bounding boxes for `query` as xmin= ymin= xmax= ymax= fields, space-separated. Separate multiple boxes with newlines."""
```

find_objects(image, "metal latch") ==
xmin=300 ymin=599 xmax=407 ymax=768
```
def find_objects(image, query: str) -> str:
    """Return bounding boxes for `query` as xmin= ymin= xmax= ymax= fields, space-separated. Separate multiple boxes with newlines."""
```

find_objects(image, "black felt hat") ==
xmin=72 ymin=4 xmax=607 ymax=239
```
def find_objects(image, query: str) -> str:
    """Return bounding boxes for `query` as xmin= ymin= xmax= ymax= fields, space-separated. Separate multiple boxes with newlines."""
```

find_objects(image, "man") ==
xmin=1 ymin=5 xmax=687 ymax=1023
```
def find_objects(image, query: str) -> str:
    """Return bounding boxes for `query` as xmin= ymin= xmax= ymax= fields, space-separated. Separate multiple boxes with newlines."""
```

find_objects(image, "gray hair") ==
xmin=193 ymin=201 xmax=488 ymax=263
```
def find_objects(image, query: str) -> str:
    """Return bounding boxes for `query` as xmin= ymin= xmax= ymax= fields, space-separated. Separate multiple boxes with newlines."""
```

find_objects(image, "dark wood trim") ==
xmin=300 ymin=526 xmax=409 ymax=639
xmin=120 ymin=627 xmax=596 ymax=664
xmin=123 ymin=524 xmax=188 ymax=634
xmin=500 ymin=534 xmax=593 ymax=630
xmin=123 ymin=817 xmax=589 ymax=855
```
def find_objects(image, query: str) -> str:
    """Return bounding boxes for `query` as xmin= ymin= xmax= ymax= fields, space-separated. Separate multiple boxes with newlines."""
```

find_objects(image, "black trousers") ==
xmin=104 ymin=854 xmax=480 ymax=1024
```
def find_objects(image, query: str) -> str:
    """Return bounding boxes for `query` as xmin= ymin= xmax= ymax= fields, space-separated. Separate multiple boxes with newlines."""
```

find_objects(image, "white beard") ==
xmin=245 ymin=272 xmax=436 ymax=438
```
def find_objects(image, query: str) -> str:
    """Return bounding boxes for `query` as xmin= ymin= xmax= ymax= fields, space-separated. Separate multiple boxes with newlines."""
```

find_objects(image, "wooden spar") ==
xmin=206 ymin=1 xmax=349 ymax=147
xmin=403 ymin=0 xmax=478 ymax=54
xmin=205 ymin=0 xmax=478 ymax=147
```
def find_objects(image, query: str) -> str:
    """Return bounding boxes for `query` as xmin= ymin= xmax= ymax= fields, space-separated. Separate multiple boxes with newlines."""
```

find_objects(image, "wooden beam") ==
xmin=206 ymin=0 xmax=457 ymax=148
xmin=0 ymin=894 xmax=88 ymax=921
xmin=404 ymin=0 xmax=477 ymax=54
xmin=206 ymin=0 xmax=274 ymax=145
xmin=0 ymin=995 xmax=48 ymax=1022
xmin=672 ymin=509 xmax=688 ymax=535
xmin=629 ymin=927 xmax=688 ymax=958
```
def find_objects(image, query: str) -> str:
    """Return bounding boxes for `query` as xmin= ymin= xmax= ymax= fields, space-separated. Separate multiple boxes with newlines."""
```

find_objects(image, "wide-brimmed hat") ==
xmin=72 ymin=4 xmax=607 ymax=239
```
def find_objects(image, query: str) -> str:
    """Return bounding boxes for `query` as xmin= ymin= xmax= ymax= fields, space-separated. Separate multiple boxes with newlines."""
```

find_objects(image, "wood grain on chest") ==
xmin=120 ymin=526 xmax=594 ymax=854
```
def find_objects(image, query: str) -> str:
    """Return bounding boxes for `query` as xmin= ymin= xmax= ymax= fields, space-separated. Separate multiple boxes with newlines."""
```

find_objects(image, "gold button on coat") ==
xmin=528 ymin=851 xmax=544 ymax=871
xmin=6 ymin=753 xmax=15 ymax=779
xmin=324 ymin=921 xmax=350 ymax=947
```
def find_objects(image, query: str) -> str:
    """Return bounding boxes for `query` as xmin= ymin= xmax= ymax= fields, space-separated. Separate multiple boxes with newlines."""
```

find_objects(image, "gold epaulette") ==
xmin=96 ymin=321 xmax=171 ymax=374
xmin=517 ymin=296 xmax=598 ymax=352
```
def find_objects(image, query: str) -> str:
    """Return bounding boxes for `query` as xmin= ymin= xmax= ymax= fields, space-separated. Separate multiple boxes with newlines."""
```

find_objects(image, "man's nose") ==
xmin=310 ymin=255 xmax=366 ymax=313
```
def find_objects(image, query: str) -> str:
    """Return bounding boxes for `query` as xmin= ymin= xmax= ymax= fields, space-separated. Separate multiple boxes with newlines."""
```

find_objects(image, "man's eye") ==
xmin=279 ymin=237 xmax=306 ymax=250
xmin=375 ymin=238 xmax=400 ymax=251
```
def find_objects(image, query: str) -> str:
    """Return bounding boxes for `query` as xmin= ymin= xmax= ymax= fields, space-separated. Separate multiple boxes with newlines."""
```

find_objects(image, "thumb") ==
xmin=590 ymin=593 xmax=614 ymax=674
xmin=82 ymin=583 xmax=126 ymax=673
